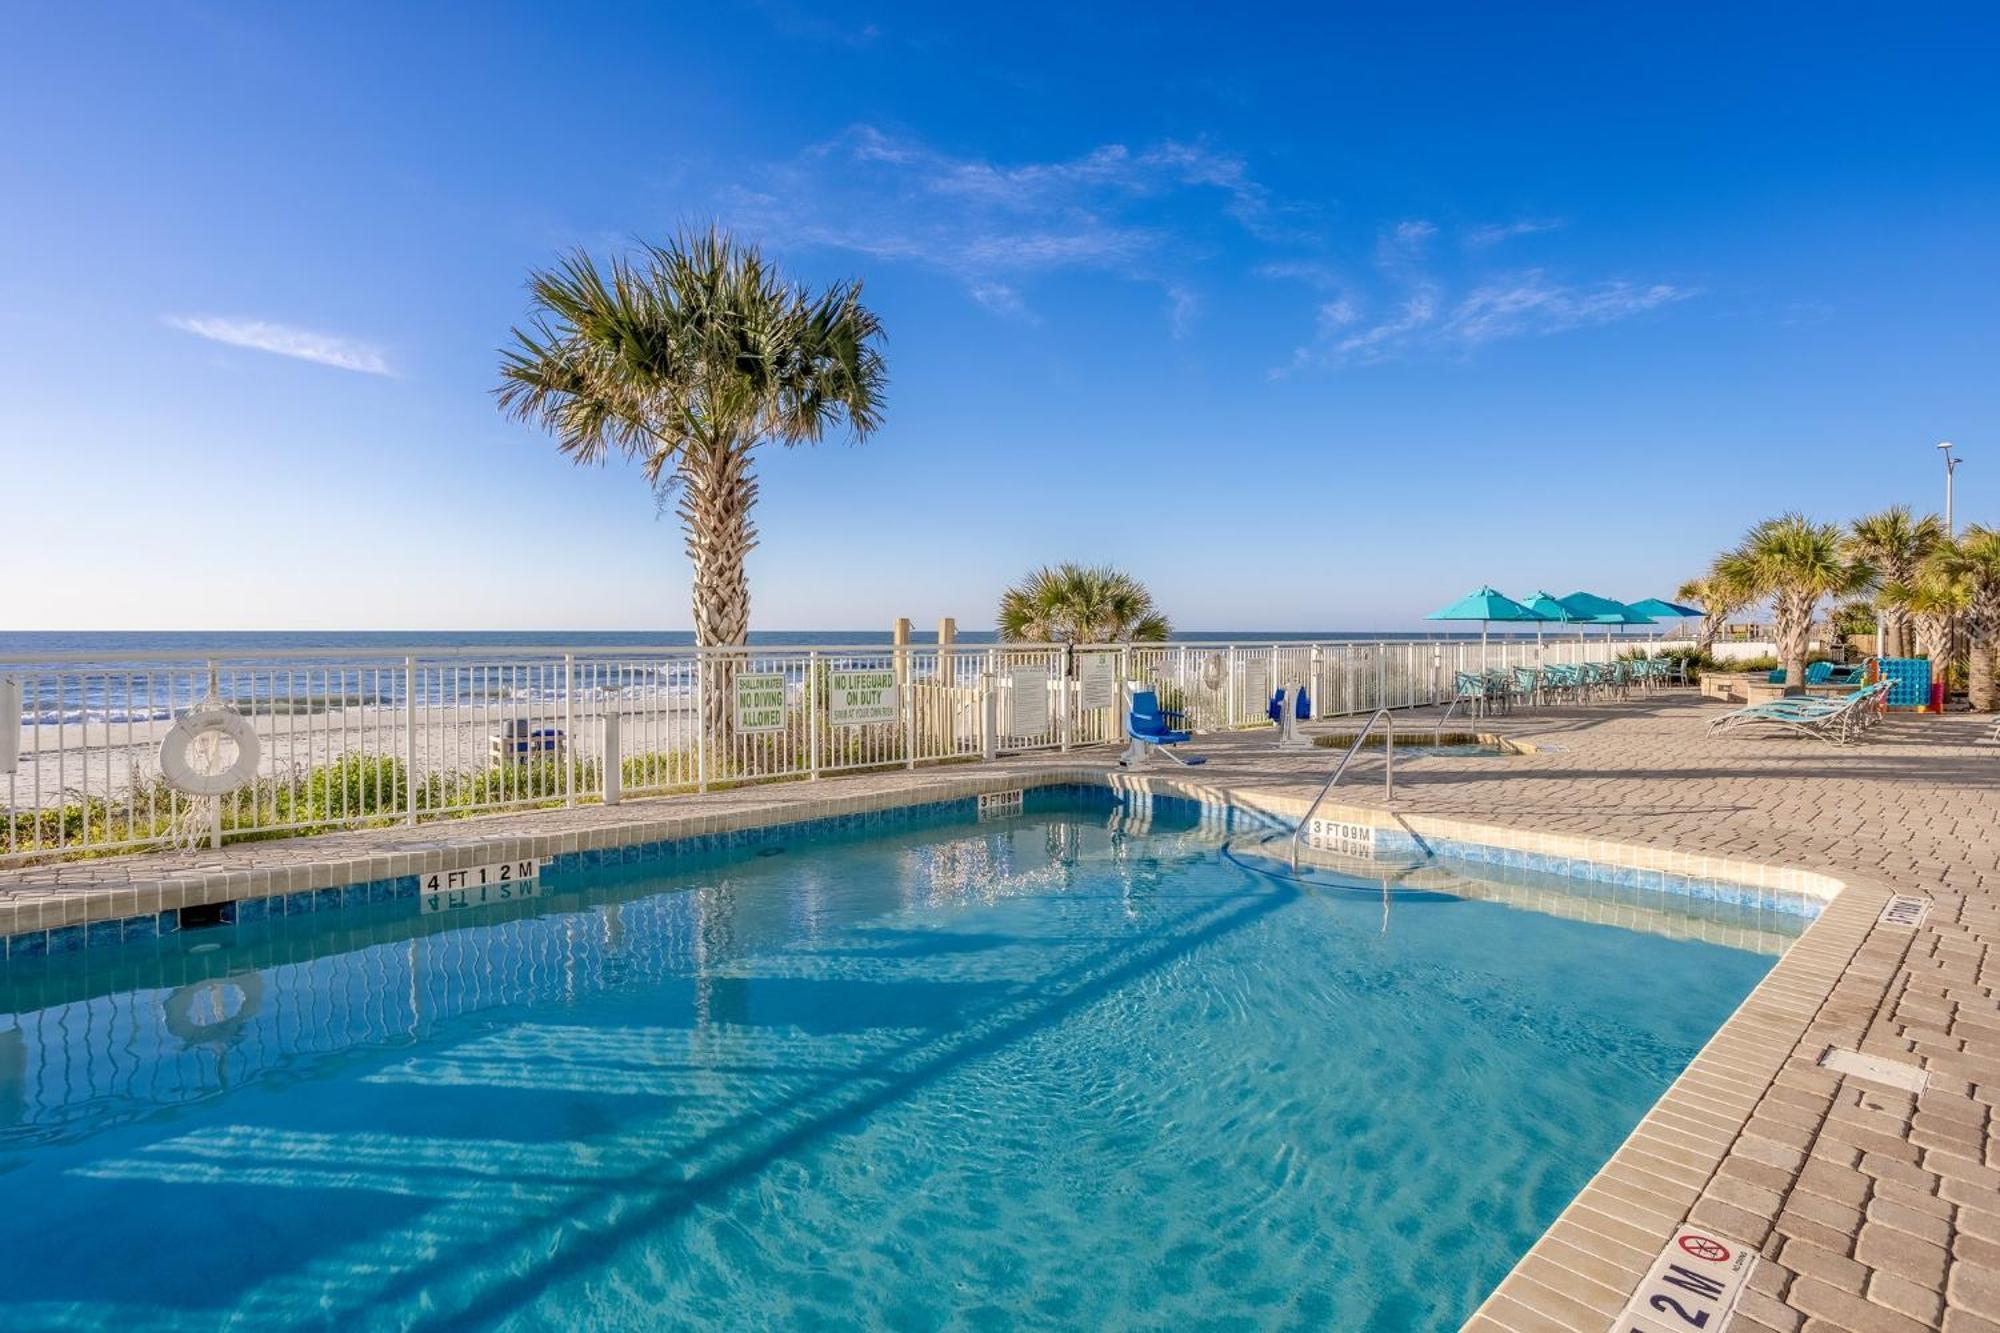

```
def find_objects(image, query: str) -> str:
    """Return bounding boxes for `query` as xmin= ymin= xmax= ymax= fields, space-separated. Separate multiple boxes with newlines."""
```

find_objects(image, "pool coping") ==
xmin=0 ymin=758 xmax=1891 ymax=1331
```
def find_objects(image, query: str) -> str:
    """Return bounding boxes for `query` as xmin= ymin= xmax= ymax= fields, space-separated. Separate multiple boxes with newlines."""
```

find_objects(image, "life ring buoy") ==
xmin=1200 ymin=655 xmax=1227 ymax=692
xmin=160 ymin=706 xmax=262 ymax=796
xmin=164 ymin=972 xmax=264 ymax=1045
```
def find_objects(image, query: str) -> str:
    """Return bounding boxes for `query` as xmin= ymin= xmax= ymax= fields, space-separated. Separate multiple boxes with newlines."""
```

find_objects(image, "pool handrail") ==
xmin=1290 ymin=707 xmax=1394 ymax=871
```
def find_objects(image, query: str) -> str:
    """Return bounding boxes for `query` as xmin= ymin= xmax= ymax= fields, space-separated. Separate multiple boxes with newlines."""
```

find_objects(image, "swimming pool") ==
xmin=0 ymin=788 xmax=1805 ymax=1330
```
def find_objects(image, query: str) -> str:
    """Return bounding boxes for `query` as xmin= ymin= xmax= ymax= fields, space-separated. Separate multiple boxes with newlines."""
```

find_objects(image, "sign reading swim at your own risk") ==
xmin=828 ymin=668 xmax=899 ymax=726
xmin=733 ymin=673 xmax=786 ymax=733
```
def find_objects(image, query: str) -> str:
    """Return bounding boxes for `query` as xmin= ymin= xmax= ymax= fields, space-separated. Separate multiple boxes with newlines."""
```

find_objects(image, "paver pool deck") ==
xmin=3 ymin=690 xmax=1996 ymax=1332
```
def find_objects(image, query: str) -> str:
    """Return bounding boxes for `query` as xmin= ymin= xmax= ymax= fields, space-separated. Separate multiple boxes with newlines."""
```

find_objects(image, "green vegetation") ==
xmin=1688 ymin=507 xmax=2000 ymax=710
xmin=997 ymin=563 xmax=1171 ymax=643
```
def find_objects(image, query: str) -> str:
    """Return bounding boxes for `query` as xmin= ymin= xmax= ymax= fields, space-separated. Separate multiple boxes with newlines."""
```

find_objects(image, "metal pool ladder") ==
xmin=1289 ymin=707 xmax=1394 ymax=870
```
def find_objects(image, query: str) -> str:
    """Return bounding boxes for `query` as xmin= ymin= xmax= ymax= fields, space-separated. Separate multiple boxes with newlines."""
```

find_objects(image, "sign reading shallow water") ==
xmin=1079 ymin=653 xmax=1118 ymax=711
xmin=421 ymin=859 xmax=543 ymax=915
xmin=1612 ymin=1225 xmax=1755 ymax=1333
xmin=1008 ymin=666 xmax=1050 ymax=735
xmin=732 ymin=673 xmax=786 ymax=734
xmin=828 ymin=668 xmax=898 ymax=726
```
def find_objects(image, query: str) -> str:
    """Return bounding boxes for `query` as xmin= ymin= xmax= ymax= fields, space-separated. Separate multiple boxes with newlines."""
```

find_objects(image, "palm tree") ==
xmin=1676 ymin=571 xmax=1752 ymax=655
xmin=997 ymin=564 xmax=1171 ymax=643
xmin=497 ymin=227 xmax=886 ymax=733
xmin=1880 ymin=573 xmax=1966 ymax=671
xmin=1713 ymin=514 xmax=1871 ymax=689
xmin=1846 ymin=506 xmax=1945 ymax=657
xmin=1931 ymin=525 xmax=2000 ymax=710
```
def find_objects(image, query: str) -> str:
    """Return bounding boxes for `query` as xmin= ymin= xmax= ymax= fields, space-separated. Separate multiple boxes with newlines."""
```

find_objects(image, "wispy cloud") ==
xmin=165 ymin=315 xmax=393 ymax=376
xmin=1166 ymin=285 xmax=1199 ymax=339
xmin=722 ymin=125 xmax=1287 ymax=327
xmin=1442 ymin=272 xmax=1691 ymax=343
xmin=1261 ymin=212 xmax=1689 ymax=372
xmin=723 ymin=128 xmax=1690 ymax=365
xmin=1463 ymin=218 xmax=1567 ymax=248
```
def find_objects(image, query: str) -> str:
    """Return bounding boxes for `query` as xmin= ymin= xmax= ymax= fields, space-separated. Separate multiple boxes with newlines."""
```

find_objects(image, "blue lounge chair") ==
xmin=1120 ymin=689 xmax=1207 ymax=767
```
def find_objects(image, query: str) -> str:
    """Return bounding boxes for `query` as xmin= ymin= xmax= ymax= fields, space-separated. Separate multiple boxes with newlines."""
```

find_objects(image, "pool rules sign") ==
xmin=1612 ymin=1226 xmax=1755 ymax=1333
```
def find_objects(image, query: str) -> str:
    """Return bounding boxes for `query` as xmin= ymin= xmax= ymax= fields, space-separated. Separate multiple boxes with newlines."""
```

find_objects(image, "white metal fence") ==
xmin=1 ymin=637 xmax=1627 ymax=861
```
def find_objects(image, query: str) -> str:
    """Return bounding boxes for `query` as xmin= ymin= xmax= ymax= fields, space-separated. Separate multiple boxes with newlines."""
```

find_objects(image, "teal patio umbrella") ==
xmin=1627 ymin=597 xmax=1705 ymax=643
xmin=1522 ymin=591 xmax=1587 ymax=648
xmin=1558 ymin=591 xmax=1657 ymax=649
xmin=1426 ymin=586 xmax=1544 ymax=657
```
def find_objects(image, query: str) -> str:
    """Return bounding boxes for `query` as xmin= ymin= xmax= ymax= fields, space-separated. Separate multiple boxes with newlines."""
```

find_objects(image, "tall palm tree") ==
xmin=1676 ymin=571 xmax=1752 ymax=655
xmin=497 ymin=227 xmax=886 ymax=733
xmin=1846 ymin=506 xmax=1945 ymax=657
xmin=1713 ymin=514 xmax=1871 ymax=689
xmin=997 ymin=564 xmax=1171 ymax=643
xmin=1931 ymin=525 xmax=2000 ymax=710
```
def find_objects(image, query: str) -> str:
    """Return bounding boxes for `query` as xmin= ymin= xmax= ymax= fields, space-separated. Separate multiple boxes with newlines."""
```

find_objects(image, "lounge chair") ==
xmin=1119 ymin=689 xmax=1207 ymax=767
xmin=1708 ymin=681 xmax=1890 ymax=745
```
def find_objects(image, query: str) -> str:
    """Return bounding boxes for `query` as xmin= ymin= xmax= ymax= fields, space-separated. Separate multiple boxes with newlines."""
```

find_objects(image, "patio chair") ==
xmin=1708 ymin=681 xmax=1890 ymax=745
xmin=1119 ymin=689 xmax=1207 ymax=767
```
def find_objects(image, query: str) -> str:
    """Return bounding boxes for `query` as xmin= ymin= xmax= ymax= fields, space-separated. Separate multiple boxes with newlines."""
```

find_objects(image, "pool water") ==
xmin=0 ymin=794 xmax=1801 ymax=1330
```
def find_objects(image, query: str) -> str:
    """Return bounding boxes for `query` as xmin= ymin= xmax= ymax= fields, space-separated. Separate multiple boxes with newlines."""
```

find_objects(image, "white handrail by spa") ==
xmin=1290 ymin=707 xmax=1395 ymax=871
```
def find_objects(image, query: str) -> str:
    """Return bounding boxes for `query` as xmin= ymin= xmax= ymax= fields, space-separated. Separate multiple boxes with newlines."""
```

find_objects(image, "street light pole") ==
xmin=1939 ymin=440 xmax=1961 ymax=536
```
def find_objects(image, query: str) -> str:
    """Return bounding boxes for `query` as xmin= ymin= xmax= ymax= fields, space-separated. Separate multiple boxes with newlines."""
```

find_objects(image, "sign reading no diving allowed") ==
xmin=733 ymin=673 xmax=786 ymax=733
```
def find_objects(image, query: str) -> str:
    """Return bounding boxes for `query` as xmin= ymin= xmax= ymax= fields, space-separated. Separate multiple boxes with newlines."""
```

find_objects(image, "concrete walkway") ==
xmin=3 ymin=691 xmax=1996 ymax=1331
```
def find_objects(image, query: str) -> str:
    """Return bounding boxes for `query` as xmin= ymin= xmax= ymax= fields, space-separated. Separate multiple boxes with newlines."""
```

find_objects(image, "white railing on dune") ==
xmin=0 ymin=636 xmax=1629 ymax=861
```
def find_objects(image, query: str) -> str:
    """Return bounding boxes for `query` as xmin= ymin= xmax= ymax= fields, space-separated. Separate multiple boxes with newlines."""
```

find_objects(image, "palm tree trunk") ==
xmin=677 ymin=439 xmax=760 ymax=744
xmin=1775 ymin=592 xmax=1811 ymax=692
xmin=1969 ymin=599 xmax=2000 ymax=712
xmin=1969 ymin=641 xmax=1998 ymax=712
xmin=1697 ymin=610 xmax=1723 ymax=655
xmin=1915 ymin=612 xmax=1951 ymax=665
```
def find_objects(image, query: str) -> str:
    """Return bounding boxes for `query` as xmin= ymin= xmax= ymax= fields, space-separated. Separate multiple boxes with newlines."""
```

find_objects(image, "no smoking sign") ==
xmin=1612 ymin=1225 xmax=1756 ymax=1333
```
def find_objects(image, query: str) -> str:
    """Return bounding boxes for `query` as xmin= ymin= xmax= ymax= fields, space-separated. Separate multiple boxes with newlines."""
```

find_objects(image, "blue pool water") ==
xmin=0 ymin=794 xmax=1801 ymax=1330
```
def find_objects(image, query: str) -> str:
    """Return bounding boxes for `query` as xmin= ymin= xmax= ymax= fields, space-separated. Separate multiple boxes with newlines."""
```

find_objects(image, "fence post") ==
xmin=1225 ymin=645 xmax=1238 ymax=728
xmin=404 ymin=655 xmax=418 ymax=826
xmin=903 ymin=644 xmax=917 ymax=770
xmin=1119 ymin=645 xmax=1132 ymax=741
xmin=808 ymin=650 xmax=821 ymax=780
xmin=1059 ymin=645 xmax=1072 ymax=752
xmin=563 ymin=653 xmax=576 ymax=808
xmin=695 ymin=655 xmax=708 ymax=793
xmin=206 ymin=659 xmax=223 ymax=850
xmin=980 ymin=672 xmax=998 ymax=761
xmin=601 ymin=710 xmax=621 ymax=806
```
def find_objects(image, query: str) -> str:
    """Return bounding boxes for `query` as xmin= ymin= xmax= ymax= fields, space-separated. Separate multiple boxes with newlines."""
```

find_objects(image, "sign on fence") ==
xmin=1008 ymin=666 xmax=1050 ymax=735
xmin=1079 ymin=654 xmax=1118 ymax=711
xmin=829 ymin=668 xmax=899 ymax=726
xmin=1244 ymin=659 xmax=1269 ymax=711
xmin=732 ymin=673 xmax=787 ymax=733
xmin=0 ymin=677 xmax=17 ymax=777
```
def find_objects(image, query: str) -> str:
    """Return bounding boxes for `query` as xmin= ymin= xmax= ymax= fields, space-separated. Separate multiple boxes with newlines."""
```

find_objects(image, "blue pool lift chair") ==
xmin=1120 ymin=689 xmax=1207 ymax=767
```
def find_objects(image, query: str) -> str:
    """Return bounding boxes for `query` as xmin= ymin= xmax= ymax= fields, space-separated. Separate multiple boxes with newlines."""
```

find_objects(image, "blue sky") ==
xmin=3 ymin=3 xmax=1995 ymax=631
